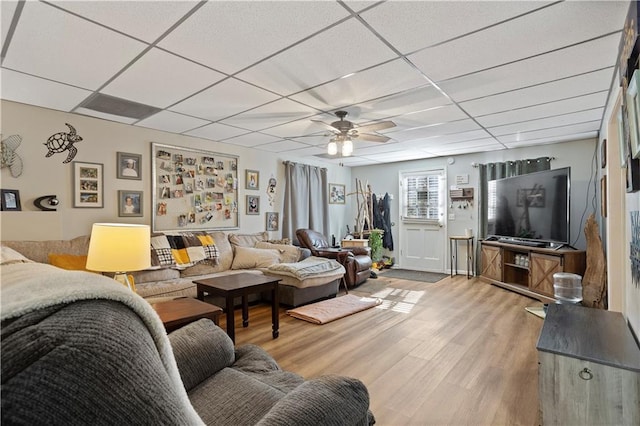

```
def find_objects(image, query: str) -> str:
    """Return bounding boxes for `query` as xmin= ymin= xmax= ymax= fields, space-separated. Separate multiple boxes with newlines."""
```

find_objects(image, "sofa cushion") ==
xmin=1 ymin=246 xmax=34 ymax=265
xmin=2 ymin=236 xmax=90 ymax=264
xmin=254 ymin=241 xmax=300 ymax=263
xmin=131 ymin=268 xmax=181 ymax=284
xmin=48 ymin=253 xmax=89 ymax=271
xmin=228 ymin=232 xmax=268 ymax=249
xmin=231 ymin=247 xmax=280 ymax=270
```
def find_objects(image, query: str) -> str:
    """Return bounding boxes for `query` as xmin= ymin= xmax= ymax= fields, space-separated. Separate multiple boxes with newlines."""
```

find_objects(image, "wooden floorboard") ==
xmin=222 ymin=275 xmax=544 ymax=426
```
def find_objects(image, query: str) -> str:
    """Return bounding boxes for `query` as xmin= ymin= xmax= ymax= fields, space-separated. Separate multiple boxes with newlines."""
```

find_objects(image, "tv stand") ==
xmin=480 ymin=240 xmax=586 ymax=302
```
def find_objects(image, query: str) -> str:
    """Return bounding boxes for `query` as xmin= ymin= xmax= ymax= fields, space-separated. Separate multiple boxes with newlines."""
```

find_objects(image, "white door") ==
xmin=398 ymin=169 xmax=446 ymax=272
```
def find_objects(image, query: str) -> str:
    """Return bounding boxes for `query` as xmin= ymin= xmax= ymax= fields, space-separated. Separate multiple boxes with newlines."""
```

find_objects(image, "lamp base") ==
xmin=113 ymin=272 xmax=136 ymax=292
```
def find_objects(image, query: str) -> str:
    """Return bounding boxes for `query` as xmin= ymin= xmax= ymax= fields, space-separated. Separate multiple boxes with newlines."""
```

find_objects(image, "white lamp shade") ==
xmin=342 ymin=139 xmax=353 ymax=156
xmin=86 ymin=223 xmax=151 ymax=272
xmin=327 ymin=141 xmax=338 ymax=155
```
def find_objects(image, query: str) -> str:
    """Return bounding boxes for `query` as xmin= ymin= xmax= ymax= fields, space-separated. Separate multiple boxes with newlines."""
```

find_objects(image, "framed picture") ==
xmin=117 ymin=152 xmax=142 ymax=180
xmin=627 ymin=69 xmax=640 ymax=159
xmin=618 ymin=108 xmax=629 ymax=168
xmin=73 ymin=161 xmax=103 ymax=208
xmin=0 ymin=189 xmax=21 ymax=211
xmin=245 ymin=169 xmax=259 ymax=190
xmin=246 ymin=195 xmax=260 ymax=215
xmin=600 ymin=175 xmax=607 ymax=218
xmin=329 ymin=183 xmax=345 ymax=204
xmin=151 ymin=143 xmax=239 ymax=232
xmin=266 ymin=212 xmax=279 ymax=231
xmin=118 ymin=190 xmax=143 ymax=217
xmin=600 ymin=139 xmax=607 ymax=169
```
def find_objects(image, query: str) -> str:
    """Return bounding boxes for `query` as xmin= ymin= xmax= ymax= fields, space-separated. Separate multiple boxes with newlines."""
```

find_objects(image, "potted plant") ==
xmin=368 ymin=229 xmax=384 ymax=264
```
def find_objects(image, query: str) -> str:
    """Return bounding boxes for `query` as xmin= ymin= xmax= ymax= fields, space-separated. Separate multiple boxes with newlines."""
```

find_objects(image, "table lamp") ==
xmin=86 ymin=223 xmax=150 ymax=291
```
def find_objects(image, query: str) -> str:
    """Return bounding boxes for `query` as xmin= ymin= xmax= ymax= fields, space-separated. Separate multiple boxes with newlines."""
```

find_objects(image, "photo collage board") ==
xmin=151 ymin=143 xmax=239 ymax=232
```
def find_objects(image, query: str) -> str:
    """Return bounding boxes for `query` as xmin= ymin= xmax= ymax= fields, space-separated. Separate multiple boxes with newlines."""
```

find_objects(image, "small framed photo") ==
xmin=627 ymin=69 xmax=640 ymax=159
xmin=245 ymin=169 xmax=259 ymax=190
xmin=329 ymin=183 xmax=345 ymax=204
xmin=266 ymin=212 xmax=279 ymax=231
xmin=73 ymin=161 xmax=103 ymax=208
xmin=246 ymin=195 xmax=260 ymax=215
xmin=1 ymin=189 xmax=21 ymax=211
xmin=600 ymin=139 xmax=606 ymax=169
xmin=118 ymin=190 xmax=143 ymax=217
xmin=117 ymin=152 xmax=142 ymax=180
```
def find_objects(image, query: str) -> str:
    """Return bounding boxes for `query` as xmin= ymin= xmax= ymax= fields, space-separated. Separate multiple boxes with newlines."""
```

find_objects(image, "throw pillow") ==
xmin=254 ymin=241 xmax=300 ymax=263
xmin=267 ymin=238 xmax=291 ymax=245
xmin=228 ymin=232 xmax=268 ymax=249
xmin=48 ymin=253 xmax=88 ymax=271
xmin=231 ymin=247 xmax=280 ymax=269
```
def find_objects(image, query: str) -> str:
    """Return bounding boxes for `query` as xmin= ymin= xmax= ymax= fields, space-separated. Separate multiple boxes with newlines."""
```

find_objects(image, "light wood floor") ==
xmin=223 ymin=275 xmax=545 ymax=425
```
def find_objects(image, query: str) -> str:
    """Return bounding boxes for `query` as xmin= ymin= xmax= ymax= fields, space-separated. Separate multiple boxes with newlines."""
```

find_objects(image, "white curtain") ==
xmin=282 ymin=161 xmax=328 ymax=244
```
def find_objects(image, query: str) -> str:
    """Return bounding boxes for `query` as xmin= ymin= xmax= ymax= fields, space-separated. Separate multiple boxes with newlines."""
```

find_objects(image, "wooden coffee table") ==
xmin=194 ymin=273 xmax=281 ymax=343
xmin=150 ymin=297 xmax=222 ymax=333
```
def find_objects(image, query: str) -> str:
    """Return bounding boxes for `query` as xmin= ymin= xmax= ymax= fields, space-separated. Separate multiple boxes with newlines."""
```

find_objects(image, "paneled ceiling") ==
xmin=0 ymin=1 xmax=630 ymax=166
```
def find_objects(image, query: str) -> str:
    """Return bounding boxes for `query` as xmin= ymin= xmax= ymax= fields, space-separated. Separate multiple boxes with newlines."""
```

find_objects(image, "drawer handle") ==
xmin=579 ymin=368 xmax=593 ymax=381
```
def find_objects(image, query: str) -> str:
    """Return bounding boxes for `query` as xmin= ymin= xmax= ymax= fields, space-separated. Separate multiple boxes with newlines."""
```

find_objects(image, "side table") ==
xmin=449 ymin=236 xmax=474 ymax=279
xmin=150 ymin=297 xmax=222 ymax=333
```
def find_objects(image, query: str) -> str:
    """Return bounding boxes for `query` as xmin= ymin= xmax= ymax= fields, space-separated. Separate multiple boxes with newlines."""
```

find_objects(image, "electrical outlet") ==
xmin=448 ymin=213 xmax=455 ymax=221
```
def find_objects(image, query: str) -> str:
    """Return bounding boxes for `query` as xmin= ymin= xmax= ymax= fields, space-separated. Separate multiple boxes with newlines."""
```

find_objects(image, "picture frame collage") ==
xmin=151 ymin=143 xmax=239 ymax=232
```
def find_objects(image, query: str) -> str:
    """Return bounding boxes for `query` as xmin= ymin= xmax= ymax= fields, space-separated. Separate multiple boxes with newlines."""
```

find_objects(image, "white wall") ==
xmin=350 ymin=138 xmax=598 ymax=267
xmin=0 ymin=100 xmax=350 ymax=240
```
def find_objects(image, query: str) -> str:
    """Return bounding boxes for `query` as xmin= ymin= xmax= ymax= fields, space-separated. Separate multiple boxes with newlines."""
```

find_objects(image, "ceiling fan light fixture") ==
xmin=328 ymin=141 xmax=338 ymax=155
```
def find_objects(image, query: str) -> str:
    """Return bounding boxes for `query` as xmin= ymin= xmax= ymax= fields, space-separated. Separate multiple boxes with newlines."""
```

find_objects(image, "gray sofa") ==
xmin=2 ymin=231 xmax=345 ymax=307
xmin=0 ymin=252 xmax=374 ymax=425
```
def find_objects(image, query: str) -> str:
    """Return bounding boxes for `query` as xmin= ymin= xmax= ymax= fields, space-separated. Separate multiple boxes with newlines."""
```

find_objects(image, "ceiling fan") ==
xmin=311 ymin=111 xmax=396 ymax=156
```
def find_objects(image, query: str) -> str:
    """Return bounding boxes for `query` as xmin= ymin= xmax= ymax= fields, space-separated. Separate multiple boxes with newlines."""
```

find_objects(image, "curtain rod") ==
xmin=282 ymin=160 xmax=327 ymax=171
xmin=471 ymin=157 xmax=556 ymax=168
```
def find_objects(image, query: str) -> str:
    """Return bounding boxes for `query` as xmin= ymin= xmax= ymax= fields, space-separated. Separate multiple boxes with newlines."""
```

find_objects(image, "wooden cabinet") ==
xmin=479 ymin=240 xmax=585 ymax=302
xmin=537 ymin=304 xmax=640 ymax=425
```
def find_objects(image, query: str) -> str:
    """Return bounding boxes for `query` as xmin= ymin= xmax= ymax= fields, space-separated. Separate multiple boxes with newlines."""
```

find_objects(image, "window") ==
xmin=401 ymin=170 xmax=444 ymax=222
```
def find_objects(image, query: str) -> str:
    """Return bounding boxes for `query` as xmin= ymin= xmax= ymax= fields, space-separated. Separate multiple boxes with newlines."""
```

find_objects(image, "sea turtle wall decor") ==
xmin=1 ymin=134 xmax=24 ymax=178
xmin=45 ymin=123 xmax=83 ymax=163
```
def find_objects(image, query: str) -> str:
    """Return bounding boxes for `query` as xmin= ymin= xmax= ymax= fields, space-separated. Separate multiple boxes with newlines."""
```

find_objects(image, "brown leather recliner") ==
xmin=296 ymin=229 xmax=372 ymax=288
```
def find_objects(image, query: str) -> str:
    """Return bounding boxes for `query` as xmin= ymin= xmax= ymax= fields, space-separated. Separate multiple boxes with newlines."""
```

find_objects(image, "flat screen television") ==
xmin=487 ymin=167 xmax=570 ymax=246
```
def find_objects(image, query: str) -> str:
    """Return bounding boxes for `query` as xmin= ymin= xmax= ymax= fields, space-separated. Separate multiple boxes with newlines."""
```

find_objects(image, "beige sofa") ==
xmin=2 ymin=231 xmax=345 ymax=307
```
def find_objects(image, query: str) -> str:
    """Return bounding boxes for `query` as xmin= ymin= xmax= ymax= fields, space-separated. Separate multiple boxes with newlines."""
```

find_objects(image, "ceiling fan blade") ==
xmin=356 ymin=120 xmax=396 ymax=133
xmin=310 ymin=119 xmax=340 ymax=133
xmin=357 ymin=133 xmax=391 ymax=143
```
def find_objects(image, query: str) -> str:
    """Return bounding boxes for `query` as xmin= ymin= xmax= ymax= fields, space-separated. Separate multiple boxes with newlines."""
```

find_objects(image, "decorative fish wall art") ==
xmin=1 ymin=134 xmax=24 ymax=178
xmin=45 ymin=123 xmax=82 ymax=163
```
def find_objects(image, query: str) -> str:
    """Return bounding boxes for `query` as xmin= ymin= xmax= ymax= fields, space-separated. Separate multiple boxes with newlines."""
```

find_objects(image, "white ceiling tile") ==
xmin=355 ymin=85 xmax=452 ymax=120
xmin=159 ymin=1 xmax=349 ymax=74
xmin=184 ymin=123 xmax=250 ymax=141
xmin=333 ymin=157 xmax=381 ymax=166
xmin=477 ymin=92 xmax=608 ymax=128
xmin=398 ymin=130 xmax=495 ymax=149
xmin=52 ymin=1 xmax=199 ymax=43
xmin=427 ymin=142 xmax=505 ymax=156
xmin=1 ymin=1 xmax=18 ymax=45
xmin=74 ymin=107 xmax=139 ymax=124
xmin=2 ymin=1 xmax=146 ymax=90
xmin=1 ymin=69 xmax=92 ymax=112
xmin=238 ymin=20 xmax=398 ymax=96
xmin=102 ymin=48 xmax=225 ymax=108
xmin=409 ymin=1 xmax=628 ymax=82
xmin=135 ymin=110 xmax=209 ymax=133
xmin=169 ymin=78 xmax=279 ymax=122
xmin=286 ymin=146 xmax=327 ymax=157
xmin=360 ymin=1 xmax=550 ymax=54
xmin=356 ymin=142 xmax=406 ymax=155
xmin=288 ymin=59 xmax=427 ymax=110
xmin=439 ymin=33 xmax=620 ymax=102
xmin=390 ymin=119 xmax=482 ymax=142
xmin=497 ymin=122 xmax=600 ymax=143
xmin=256 ymin=140 xmax=309 ymax=152
xmin=488 ymin=108 xmax=604 ymax=137
xmin=222 ymin=132 xmax=281 ymax=148
xmin=220 ymin=99 xmax=318 ymax=131
xmin=391 ymin=105 xmax=469 ymax=131
xmin=361 ymin=151 xmax=433 ymax=162
xmin=262 ymin=117 xmax=328 ymax=138
xmin=503 ymin=132 xmax=599 ymax=148
xmin=424 ymin=138 xmax=504 ymax=153
xmin=460 ymin=68 xmax=614 ymax=116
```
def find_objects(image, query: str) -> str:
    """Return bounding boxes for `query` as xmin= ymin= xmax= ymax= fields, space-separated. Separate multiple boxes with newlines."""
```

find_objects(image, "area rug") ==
xmin=286 ymin=294 xmax=382 ymax=325
xmin=378 ymin=268 xmax=448 ymax=283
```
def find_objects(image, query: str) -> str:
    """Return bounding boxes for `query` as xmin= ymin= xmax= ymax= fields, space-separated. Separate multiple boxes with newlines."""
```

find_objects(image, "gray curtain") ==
xmin=282 ymin=161 xmax=329 ymax=244
xmin=476 ymin=157 xmax=552 ymax=273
